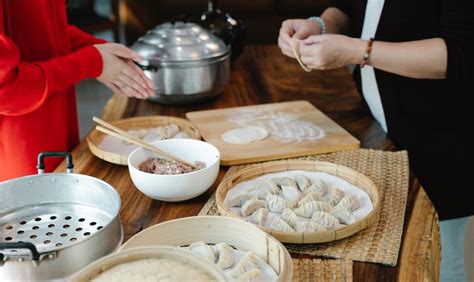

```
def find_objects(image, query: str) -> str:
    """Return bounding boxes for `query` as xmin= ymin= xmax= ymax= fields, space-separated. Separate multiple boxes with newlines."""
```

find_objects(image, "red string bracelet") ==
xmin=360 ymin=38 xmax=374 ymax=68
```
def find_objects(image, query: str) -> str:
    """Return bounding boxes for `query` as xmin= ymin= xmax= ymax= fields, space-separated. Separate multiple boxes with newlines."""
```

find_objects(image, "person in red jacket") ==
xmin=0 ymin=1 xmax=155 ymax=181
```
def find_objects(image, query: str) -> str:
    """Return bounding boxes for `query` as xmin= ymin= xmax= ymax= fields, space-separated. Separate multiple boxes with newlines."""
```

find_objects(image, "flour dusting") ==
xmin=228 ymin=109 xmax=325 ymax=143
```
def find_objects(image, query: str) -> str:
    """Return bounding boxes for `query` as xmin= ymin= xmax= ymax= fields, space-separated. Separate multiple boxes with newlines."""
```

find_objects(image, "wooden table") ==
xmin=57 ymin=45 xmax=440 ymax=281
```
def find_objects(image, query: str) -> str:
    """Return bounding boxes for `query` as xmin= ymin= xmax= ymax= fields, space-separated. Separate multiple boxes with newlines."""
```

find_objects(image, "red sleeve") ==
xmin=0 ymin=34 xmax=104 ymax=116
xmin=67 ymin=25 xmax=107 ymax=51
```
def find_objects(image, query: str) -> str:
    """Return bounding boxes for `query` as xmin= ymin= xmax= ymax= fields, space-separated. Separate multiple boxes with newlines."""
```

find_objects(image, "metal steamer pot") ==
xmin=0 ymin=152 xmax=123 ymax=281
xmin=132 ymin=22 xmax=231 ymax=104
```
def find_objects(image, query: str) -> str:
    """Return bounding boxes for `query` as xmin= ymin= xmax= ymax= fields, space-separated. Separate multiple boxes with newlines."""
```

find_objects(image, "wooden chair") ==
xmin=67 ymin=0 xmax=121 ymax=43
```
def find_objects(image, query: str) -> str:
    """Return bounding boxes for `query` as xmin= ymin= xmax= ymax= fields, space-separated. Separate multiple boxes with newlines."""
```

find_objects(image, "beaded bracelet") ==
xmin=360 ymin=38 xmax=374 ymax=68
xmin=308 ymin=16 xmax=327 ymax=34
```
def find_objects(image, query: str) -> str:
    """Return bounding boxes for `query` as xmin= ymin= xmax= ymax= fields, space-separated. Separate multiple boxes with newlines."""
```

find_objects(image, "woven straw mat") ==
xmin=198 ymin=149 xmax=409 ymax=266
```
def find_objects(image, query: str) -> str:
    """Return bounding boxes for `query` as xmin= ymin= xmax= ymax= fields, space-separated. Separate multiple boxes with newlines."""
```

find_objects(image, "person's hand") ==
xmin=278 ymin=19 xmax=321 ymax=58
xmin=299 ymin=34 xmax=365 ymax=70
xmin=94 ymin=43 xmax=155 ymax=99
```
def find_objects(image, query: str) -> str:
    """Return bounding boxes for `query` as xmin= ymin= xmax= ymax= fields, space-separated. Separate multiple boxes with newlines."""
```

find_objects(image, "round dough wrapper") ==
xmin=222 ymin=126 xmax=269 ymax=144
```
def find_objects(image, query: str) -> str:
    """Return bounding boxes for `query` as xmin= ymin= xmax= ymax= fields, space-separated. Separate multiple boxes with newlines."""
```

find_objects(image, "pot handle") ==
xmin=36 ymin=151 xmax=74 ymax=174
xmin=0 ymin=242 xmax=50 ymax=266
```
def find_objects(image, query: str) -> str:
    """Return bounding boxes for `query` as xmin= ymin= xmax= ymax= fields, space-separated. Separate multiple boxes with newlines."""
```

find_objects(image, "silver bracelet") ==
xmin=308 ymin=16 xmax=327 ymax=34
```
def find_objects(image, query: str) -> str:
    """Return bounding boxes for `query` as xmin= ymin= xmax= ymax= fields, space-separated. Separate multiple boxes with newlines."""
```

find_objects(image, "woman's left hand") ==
xmin=299 ymin=34 xmax=365 ymax=70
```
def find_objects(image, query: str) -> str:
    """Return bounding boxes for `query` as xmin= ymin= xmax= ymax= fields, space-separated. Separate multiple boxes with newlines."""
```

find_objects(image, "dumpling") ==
xmin=306 ymin=179 xmax=330 ymax=196
xmin=311 ymin=211 xmax=340 ymax=229
xmin=236 ymin=268 xmax=262 ymax=282
xmin=188 ymin=241 xmax=216 ymax=263
xmin=229 ymin=193 xmax=254 ymax=207
xmin=266 ymin=194 xmax=291 ymax=213
xmin=294 ymin=174 xmax=312 ymax=192
xmin=272 ymin=177 xmax=297 ymax=189
xmin=229 ymin=252 xmax=260 ymax=278
xmin=294 ymin=200 xmax=331 ymax=218
xmin=295 ymin=221 xmax=327 ymax=232
xmin=248 ymin=208 xmax=269 ymax=226
xmin=297 ymin=192 xmax=323 ymax=207
xmin=281 ymin=185 xmax=301 ymax=206
xmin=241 ymin=198 xmax=267 ymax=217
xmin=268 ymin=216 xmax=295 ymax=232
xmin=254 ymin=179 xmax=280 ymax=194
xmin=215 ymin=243 xmax=235 ymax=270
xmin=333 ymin=194 xmax=360 ymax=212
xmin=247 ymin=187 xmax=271 ymax=200
xmin=330 ymin=208 xmax=356 ymax=225
xmin=280 ymin=208 xmax=299 ymax=229
xmin=323 ymin=187 xmax=345 ymax=206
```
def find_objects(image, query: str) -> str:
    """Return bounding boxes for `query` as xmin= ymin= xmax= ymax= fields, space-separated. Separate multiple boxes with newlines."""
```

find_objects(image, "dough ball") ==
xmin=222 ymin=126 xmax=269 ymax=144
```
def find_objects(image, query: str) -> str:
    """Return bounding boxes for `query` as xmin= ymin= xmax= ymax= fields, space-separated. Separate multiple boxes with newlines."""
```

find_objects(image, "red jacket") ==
xmin=0 ymin=0 xmax=106 ymax=181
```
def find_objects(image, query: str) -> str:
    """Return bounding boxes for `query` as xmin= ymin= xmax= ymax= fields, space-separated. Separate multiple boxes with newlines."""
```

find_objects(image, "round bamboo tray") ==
xmin=119 ymin=216 xmax=293 ymax=281
xmin=87 ymin=115 xmax=201 ymax=165
xmin=70 ymin=246 xmax=226 ymax=281
xmin=216 ymin=160 xmax=381 ymax=244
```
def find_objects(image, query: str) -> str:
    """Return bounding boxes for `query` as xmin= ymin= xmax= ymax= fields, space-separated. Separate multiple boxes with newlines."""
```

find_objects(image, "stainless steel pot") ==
xmin=132 ymin=22 xmax=231 ymax=105
xmin=0 ymin=152 xmax=123 ymax=281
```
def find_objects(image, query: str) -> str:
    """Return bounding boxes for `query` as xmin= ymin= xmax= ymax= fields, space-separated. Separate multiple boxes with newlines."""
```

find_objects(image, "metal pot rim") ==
xmin=139 ymin=50 xmax=231 ymax=68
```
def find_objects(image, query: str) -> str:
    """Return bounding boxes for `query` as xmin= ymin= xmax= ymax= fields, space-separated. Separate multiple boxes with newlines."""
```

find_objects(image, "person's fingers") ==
xmin=302 ymin=35 xmax=322 ymax=45
xmin=107 ymin=43 xmax=144 ymax=61
xmin=300 ymin=43 xmax=320 ymax=57
xmin=115 ymin=80 xmax=142 ymax=99
xmin=121 ymin=63 xmax=148 ymax=89
xmin=126 ymin=60 xmax=156 ymax=91
xmin=118 ymin=73 xmax=148 ymax=99
xmin=278 ymin=38 xmax=295 ymax=58
xmin=104 ymin=82 xmax=121 ymax=94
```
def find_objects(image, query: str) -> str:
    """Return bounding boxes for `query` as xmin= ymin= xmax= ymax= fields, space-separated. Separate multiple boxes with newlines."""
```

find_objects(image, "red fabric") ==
xmin=0 ymin=0 xmax=106 ymax=181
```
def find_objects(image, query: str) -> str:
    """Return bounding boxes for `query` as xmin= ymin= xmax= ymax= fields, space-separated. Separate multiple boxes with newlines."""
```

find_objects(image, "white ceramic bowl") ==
xmin=128 ymin=139 xmax=220 ymax=201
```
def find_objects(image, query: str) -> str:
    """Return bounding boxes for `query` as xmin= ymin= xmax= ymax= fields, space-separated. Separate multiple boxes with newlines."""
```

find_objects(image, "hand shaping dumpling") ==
xmin=215 ymin=243 xmax=235 ymax=270
xmin=268 ymin=216 xmax=295 ymax=232
xmin=241 ymin=198 xmax=267 ymax=217
xmin=229 ymin=252 xmax=260 ymax=278
xmin=295 ymin=221 xmax=327 ymax=232
xmin=294 ymin=174 xmax=312 ymax=192
xmin=311 ymin=211 xmax=340 ymax=229
xmin=229 ymin=193 xmax=254 ymax=207
xmin=333 ymin=194 xmax=360 ymax=212
xmin=188 ymin=241 xmax=216 ymax=263
xmin=249 ymin=208 xmax=269 ymax=226
xmin=280 ymin=208 xmax=299 ymax=229
xmin=266 ymin=194 xmax=291 ymax=213
xmin=294 ymin=200 xmax=331 ymax=218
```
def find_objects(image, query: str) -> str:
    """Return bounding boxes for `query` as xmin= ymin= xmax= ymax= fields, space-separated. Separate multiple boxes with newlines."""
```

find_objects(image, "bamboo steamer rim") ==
xmin=69 ymin=246 xmax=226 ymax=281
xmin=117 ymin=216 xmax=293 ymax=282
xmin=87 ymin=115 xmax=201 ymax=165
xmin=216 ymin=159 xmax=381 ymax=244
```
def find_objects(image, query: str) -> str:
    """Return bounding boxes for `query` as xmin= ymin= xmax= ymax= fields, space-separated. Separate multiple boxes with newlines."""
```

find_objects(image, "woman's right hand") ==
xmin=278 ymin=19 xmax=321 ymax=58
xmin=94 ymin=43 xmax=155 ymax=99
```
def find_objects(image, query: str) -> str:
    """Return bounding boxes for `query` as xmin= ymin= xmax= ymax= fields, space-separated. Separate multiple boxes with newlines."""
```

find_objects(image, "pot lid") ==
xmin=132 ymin=22 xmax=230 ymax=63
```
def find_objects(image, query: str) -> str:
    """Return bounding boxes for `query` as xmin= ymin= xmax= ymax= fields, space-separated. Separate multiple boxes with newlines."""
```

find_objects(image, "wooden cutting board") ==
xmin=186 ymin=100 xmax=360 ymax=165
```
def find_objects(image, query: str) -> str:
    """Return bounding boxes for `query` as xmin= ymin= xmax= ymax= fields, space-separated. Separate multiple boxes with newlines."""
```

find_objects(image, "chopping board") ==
xmin=186 ymin=100 xmax=360 ymax=165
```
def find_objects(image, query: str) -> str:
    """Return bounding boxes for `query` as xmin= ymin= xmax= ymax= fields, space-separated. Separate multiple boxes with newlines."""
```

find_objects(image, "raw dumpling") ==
xmin=311 ymin=211 xmax=340 ymax=229
xmin=294 ymin=200 xmax=331 ymax=218
xmin=268 ymin=216 xmax=295 ymax=232
xmin=254 ymin=179 xmax=280 ymax=194
xmin=241 ymin=198 xmax=267 ymax=217
xmin=215 ymin=243 xmax=235 ymax=270
xmin=272 ymin=177 xmax=297 ymax=189
xmin=295 ymin=221 xmax=327 ymax=232
xmin=236 ymin=268 xmax=262 ymax=282
xmin=281 ymin=185 xmax=301 ymax=206
xmin=229 ymin=193 xmax=254 ymax=207
xmin=333 ymin=194 xmax=360 ymax=212
xmin=229 ymin=252 xmax=260 ymax=278
xmin=249 ymin=208 xmax=269 ymax=226
xmin=295 ymin=174 xmax=312 ymax=192
xmin=297 ymin=192 xmax=323 ymax=207
xmin=247 ymin=188 xmax=271 ymax=200
xmin=306 ymin=179 xmax=330 ymax=196
xmin=323 ymin=187 xmax=345 ymax=206
xmin=331 ymin=208 xmax=356 ymax=225
xmin=188 ymin=241 xmax=216 ymax=263
xmin=266 ymin=194 xmax=291 ymax=213
xmin=280 ymin=208 xmax=299 ymax=229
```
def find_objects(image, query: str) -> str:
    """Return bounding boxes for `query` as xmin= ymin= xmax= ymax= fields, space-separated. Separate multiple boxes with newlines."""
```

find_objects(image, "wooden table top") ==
xmin=57 ymin=45 xmax=440 ymax=281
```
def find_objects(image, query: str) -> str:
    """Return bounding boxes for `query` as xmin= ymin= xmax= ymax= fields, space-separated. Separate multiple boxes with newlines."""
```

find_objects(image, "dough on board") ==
xmin=222 ymin=126 xmax=269 ymax=144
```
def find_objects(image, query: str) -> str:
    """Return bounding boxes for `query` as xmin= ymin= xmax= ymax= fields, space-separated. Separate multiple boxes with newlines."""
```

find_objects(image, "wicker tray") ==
xmin=87 ymin=115 xmax=201 ymax=165
xmin=215 ymin=160 xmax=381 ymax=244
xmin=118 ymin=216 xmax=293 ymax=281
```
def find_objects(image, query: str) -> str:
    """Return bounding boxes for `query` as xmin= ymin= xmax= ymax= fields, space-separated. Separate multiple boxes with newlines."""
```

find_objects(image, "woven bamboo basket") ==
xmin=119 ymin=216 xmax=293 ymax=281
xmin=215 ymin=160 xmax=381 ymax=244
xmin=70 ymin=246 xmax=226 ymax=281
xmin=87 ymin=115 xmax=201 ymax=165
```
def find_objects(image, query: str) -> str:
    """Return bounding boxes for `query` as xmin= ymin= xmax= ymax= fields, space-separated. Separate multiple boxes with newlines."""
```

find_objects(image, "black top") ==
xmin=331 ymin=0 xmax=474 ymax=219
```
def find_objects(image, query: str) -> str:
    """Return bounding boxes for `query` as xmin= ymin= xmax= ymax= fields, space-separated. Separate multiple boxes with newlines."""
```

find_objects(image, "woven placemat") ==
xmin=293 ymin=258 xmax=353 ymax=282
xmin=199 ymin=149 xmax=409 ymax=266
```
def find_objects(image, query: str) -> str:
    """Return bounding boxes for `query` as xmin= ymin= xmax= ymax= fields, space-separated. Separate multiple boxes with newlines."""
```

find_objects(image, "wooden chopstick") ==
xmin=93 ymin=117 xmax=197 ymax=169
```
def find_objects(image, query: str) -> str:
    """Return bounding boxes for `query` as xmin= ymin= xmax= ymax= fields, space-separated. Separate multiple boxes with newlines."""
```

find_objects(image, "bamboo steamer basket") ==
xmin=119 ymin=216 xmax=293 ymax=281
xmin=70 ymin=246 xmax=226 ymax=281
xmin=87 ymin=115 xmax=201 ymax=165
xmin=216 ymin=160 xmax=381 ymax=244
